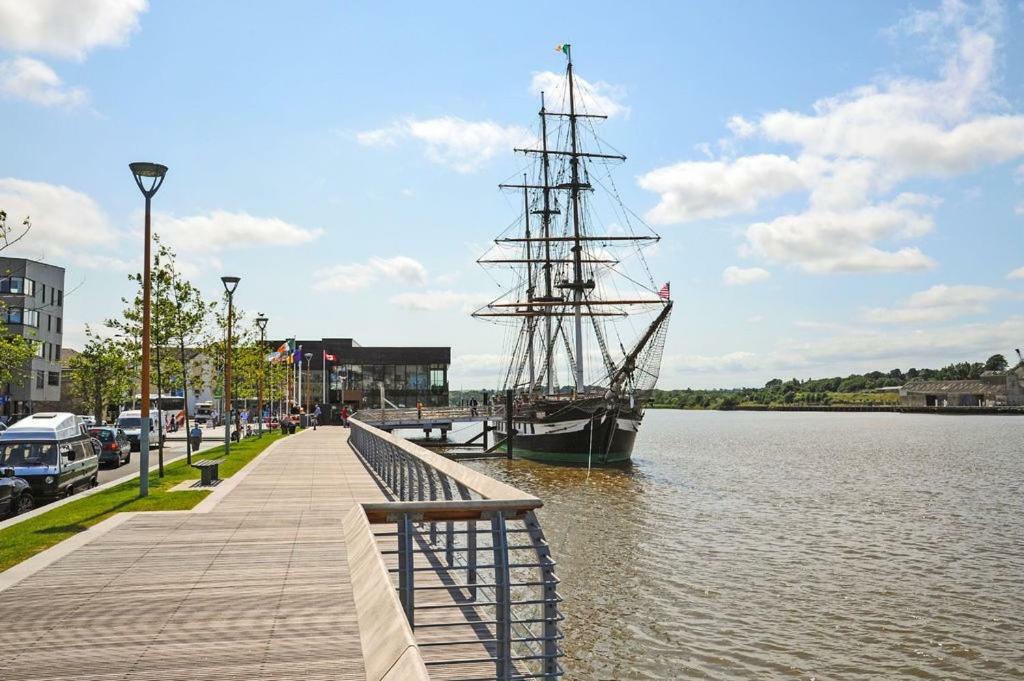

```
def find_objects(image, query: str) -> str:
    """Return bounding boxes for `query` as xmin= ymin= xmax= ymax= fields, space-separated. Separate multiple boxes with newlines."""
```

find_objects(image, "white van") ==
xmin=115 ymin=410 xmax=163 ymax=452
xmin=0 ymin=412 xmax=99 ymax=501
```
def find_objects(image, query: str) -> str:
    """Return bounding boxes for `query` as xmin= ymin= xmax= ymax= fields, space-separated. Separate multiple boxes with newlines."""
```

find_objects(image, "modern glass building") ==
xmin=275 ymin=338 xmax=450 ymax=410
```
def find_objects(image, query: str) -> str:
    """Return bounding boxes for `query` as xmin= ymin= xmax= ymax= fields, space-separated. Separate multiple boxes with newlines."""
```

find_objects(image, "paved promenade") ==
xmin=0 ymin=428 xmax=390 ymax=681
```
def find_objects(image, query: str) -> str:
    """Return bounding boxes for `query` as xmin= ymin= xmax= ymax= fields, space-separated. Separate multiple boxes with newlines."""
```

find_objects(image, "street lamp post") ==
xmin=255 ymin=314 xmax=268 ymax=438
xmin=221 ymin=276 xmax=240 ymax=454
xmin=129 ymin=162 xmax=167 ymax=499
xmin=304 ymin=352 xmax=312 ymax=414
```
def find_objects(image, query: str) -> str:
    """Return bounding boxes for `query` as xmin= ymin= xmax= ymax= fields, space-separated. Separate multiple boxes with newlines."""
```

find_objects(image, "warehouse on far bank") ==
xmin=899 ymin=368 xmax=1024 ymax=407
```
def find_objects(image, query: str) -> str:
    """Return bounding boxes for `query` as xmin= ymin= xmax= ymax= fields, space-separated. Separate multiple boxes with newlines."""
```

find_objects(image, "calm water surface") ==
xmin=460 ymin=411 xmax=1024 ymax=680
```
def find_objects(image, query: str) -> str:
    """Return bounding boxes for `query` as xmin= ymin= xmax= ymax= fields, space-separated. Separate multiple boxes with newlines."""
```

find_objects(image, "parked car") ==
xmin=0 ymin=467 xmax=33 ymax=517
xmin=88 ymin=427 xmax=131 ymax=467
xmin=0 ymin=412 xmax=99 ymax=502
xmin=77 ymin=414 xmax=97 ymax=428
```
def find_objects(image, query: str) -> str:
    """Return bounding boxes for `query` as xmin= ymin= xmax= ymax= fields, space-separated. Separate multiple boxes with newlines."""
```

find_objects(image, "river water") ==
xmin=457 ymin=410 xmax=1024 ymax=680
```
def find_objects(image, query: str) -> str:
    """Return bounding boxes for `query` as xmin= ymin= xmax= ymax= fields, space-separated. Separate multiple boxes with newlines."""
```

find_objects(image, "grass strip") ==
xmin=0 ymin=431 xmax=285 ymax=573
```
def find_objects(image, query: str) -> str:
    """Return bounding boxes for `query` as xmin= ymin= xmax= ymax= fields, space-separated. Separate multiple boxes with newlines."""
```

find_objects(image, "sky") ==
xmin=1 ymin=0 xmax=1022 ymax=389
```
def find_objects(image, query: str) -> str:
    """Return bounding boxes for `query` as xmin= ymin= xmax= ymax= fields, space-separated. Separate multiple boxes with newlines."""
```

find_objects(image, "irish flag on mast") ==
xmin=555 ymin=43 xmax=570 ymax=56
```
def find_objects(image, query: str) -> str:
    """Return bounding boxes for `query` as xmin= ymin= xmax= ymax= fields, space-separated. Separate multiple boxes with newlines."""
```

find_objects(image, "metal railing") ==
xmin=349 ymin=418 xmax=564 ymax=680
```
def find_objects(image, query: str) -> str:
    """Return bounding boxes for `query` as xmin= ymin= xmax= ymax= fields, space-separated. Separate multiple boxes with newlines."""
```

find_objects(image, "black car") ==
xmin=88 ymin=427 xmax=131 ymax=467
xmin=1 ymin=467 xmax=33 ymax=517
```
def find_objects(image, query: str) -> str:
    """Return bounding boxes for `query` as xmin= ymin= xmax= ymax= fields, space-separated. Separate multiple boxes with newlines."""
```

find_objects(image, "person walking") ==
xmin=189 ymin=423 xmax=203 ymax=452
xmin=340 ymin=405 xmax=350 ymax=428
xmin=313 ymin=403 xmax=321 ymax=431
xmin=470 ymin=397 xmax=479 ymax=418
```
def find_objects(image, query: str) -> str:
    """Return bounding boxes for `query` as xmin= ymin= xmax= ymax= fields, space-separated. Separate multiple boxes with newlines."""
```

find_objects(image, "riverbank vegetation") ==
xmin=651 ymin=354 xmax=1016 ymax=410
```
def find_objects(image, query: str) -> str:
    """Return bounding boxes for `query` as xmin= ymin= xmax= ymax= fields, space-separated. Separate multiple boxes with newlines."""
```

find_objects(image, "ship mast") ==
xmin=539 ymin=92 xmax=555 ymax=395
xmin=522 ymin=173 xmax=536 ymax=393
xmin=565 ymin=45 xmax=587 ymax=391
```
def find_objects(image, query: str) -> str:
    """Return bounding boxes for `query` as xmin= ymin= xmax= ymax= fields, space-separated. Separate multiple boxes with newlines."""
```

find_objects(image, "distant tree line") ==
xmin=650 ymin=353 xmax=1017 ymax=410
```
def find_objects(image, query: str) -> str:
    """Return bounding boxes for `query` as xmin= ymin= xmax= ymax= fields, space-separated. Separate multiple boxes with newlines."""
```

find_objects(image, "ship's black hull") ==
xmin=494 ymin=400 xmax=641 ymax=466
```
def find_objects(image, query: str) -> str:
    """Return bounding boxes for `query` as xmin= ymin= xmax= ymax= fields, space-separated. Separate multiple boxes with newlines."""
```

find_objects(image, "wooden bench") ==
xmin=191 ymin=458 xmax=225 ymax=486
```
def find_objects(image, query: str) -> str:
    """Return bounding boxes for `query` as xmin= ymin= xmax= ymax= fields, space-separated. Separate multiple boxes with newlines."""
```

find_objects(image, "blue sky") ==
xmin=1 ymin=0 xmax=1022 ymax=388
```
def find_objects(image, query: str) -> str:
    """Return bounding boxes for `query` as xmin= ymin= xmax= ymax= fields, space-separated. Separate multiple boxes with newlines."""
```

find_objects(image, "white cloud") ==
xmin=663 ymin=351 xmax=758 ymax=373
xmin=639 ymin=154 xmax=811 ymax=224
xmin=529 ymin=70 xmax=629 ymax=118
xmin=0 ymin=0 xmax=147 ymax=59
xmin=0 ymin=178 xmax=119 ymax=264
xmin=638 ymin=8 xmax=1024 ymax=274
xmin=388 ymin=289 xmax=487 ymax=313
xmin=1015 ymin=202 xmax=1024 ymax=215
xmin=357 ymin=117 xmax=532 ymax=173
xmin=1007 ymin=267 xmax=1024 ymax=280
xmin=155 ymin=211 xmax=324 ymax=254
xmin=864 ymin=284 xmax=1015 ymax=323
xmin=0 ymin=57 xmax=86 ymax=108
xmin=743 ymin=196 xmax=937 ymax=273
xmin=312 ymin=256 xmax=427 ymax=292
xmin=722 ymin=265 xmax=771 ymax=285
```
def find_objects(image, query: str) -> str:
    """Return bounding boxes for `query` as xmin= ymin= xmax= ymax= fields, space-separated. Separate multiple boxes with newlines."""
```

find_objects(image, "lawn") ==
xmin=0 ymin=431 xmax=285 ymax=573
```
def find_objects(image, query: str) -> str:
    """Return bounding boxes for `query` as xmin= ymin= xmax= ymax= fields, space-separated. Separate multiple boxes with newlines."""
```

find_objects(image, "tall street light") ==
xmin=221 ymin=276 xmax=240 ymax=454
xmin=255 ymin=314 xmax=268 ymax=438
xmin=129 ymin=161 xmax=167 ymax=499
xmin=304 ymin=352 xmax=312 ymax=414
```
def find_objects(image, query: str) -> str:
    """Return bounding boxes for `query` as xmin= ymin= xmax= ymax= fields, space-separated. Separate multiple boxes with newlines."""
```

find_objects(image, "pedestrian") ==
xmin=189 ymin=423 xmax=203 ymax=451
xmin=470 ymin=397 xmax=479 ymax=418
xmin=340 ymin=405 xmax=350 ymax=428
xmin=417 ymin=401 xmax=423 ymax=420
xmin=313 ymin=403 xmax=321 ymax=431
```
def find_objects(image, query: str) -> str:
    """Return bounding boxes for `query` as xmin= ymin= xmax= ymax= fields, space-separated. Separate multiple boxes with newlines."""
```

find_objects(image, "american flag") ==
xmin=658 ymin=282 xmax=671 ymax=300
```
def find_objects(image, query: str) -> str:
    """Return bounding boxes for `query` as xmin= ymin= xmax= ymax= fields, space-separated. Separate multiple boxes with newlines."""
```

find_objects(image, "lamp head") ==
xmin=304 ymin=352 xmax=312 ymax=361
xmin=255 ymin=314 xmax=269 ymax=332
xmin=129 ymin=162 xmax=168 ymax=198
xmin=221 ymin=276 xmax=241 ymax=295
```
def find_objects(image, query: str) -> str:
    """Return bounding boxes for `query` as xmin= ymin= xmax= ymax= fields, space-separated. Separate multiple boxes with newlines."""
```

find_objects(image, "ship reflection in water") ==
xmin=428 ymin=409 xmax=1024 ymax=680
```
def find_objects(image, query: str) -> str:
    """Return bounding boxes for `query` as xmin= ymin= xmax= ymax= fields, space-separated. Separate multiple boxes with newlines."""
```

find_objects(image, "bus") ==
xmin=131 ymin=393 xmax=194 ymax=430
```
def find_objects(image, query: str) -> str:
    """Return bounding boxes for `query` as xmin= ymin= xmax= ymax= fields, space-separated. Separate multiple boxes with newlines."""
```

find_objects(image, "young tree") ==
xmin=66 ymin=334 xmax=133 ymax=424
xmin=161 ymin=244 xmax=211 ymax=463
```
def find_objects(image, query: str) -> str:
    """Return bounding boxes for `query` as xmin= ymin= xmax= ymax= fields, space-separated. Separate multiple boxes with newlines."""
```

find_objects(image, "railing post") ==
xmin=398 ymin=513 xmax=415 ymax=628
xmin=439 ymin=475 xmax=455 ymax=567
xmin=525 ymin=511 xmax=560 ymax=678
xmin=491 ymin=512 xmax=513 ymax=680
xmin=457 ymin=482 xmax=476 ymax=599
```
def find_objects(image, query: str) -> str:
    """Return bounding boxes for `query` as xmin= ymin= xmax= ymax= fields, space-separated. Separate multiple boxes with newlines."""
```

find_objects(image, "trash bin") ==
xmin=300 ymin=414 xmax=309 ymax=429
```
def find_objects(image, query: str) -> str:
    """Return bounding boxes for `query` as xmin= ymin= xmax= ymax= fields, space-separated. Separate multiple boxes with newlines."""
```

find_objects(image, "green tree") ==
xmin=984 ymin=354 xmax=1008 ymax=372
xmin=66 ymin=334 xmax=133 ymax=423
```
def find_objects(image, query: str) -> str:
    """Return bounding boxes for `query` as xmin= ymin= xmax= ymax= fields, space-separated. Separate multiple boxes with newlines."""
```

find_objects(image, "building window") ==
xmin=34 ymin=341 xmax=43 ymax=358
xmin=35 ymin=370 xmax=44 ymax=390
xmin=40 ymin=282 xmax=45 ymax=301
xmin=50 ymin=288 xmax=54 ymax=305
xmin=55 ymin=343 xmax=60 ymax=359
xmin=47 ymin=314 xmax=51 ymax=331
xmin=48 ymin=371 xmax=60 ymax=387
xmin=56 ymin=317 xmax=62 ymax=333
xmin=57 ymin=290 xmax=63 ymax=307
xmin=0 ymin=277 xmax=34 ymax=295
xmin=2 ymin=308 xmax=39 ymax=327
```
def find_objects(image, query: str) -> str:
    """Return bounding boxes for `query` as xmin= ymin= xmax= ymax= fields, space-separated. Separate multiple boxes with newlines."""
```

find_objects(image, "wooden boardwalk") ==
xmin=0 ymin=428 xmax=407 ymax=681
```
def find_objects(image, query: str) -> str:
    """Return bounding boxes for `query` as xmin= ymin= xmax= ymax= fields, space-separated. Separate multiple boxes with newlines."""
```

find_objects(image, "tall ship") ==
xmin=475 ymin=45 xmax=673 ymax=466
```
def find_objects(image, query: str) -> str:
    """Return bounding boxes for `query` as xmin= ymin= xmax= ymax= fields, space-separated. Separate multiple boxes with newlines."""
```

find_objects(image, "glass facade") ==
xmin=331 ymin=363 xmax=448 ymax=407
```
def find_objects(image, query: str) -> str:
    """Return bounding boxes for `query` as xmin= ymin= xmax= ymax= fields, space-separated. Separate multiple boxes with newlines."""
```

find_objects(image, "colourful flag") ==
xmin=324 ymin=350 xmax=336 ymax=362
xmin=293 ymin=344 xmax=303 ymax=364
xmin=555 ymin=43 xmax=570 ymax=56
xmin=658 ymin=282 xmax=670 ymax=300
